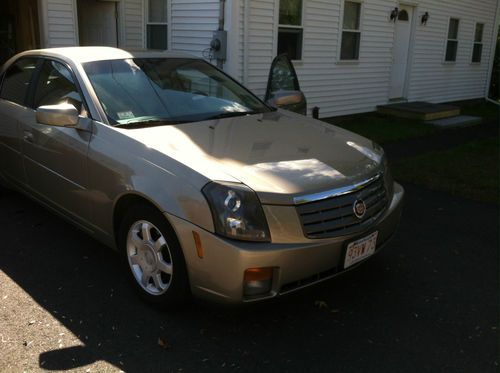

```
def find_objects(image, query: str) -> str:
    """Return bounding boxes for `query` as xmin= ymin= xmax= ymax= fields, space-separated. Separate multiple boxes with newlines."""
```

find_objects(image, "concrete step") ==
xmin=377 ymin=101 xmax=460 ymax=121
xmin=427 ymin=115 xmax=482 ymax=128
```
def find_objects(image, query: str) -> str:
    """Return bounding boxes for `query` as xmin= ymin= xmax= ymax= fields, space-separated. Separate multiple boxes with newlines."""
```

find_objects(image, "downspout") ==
xmin=243 ymin=0 xmax=249 ymax=85
xmin=485 ymin=0 xmax=500 ymax=99
xmin=217 ymin=0 xmax=226 ymax=69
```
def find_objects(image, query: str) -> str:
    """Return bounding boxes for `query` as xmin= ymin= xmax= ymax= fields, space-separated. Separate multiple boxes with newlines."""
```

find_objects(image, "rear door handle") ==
xmin=23 ymin=131 xmax=34 ymax=144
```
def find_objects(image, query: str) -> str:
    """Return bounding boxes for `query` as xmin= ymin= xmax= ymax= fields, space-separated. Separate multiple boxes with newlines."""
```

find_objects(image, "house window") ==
xmin=472 ymin=23 xmax=484 ymax=63
xmin=147 ymin=0 xmax=168 ymax=50
xmin=398 ymin=10 xmax=409 ymax=21
xmin=277 ymin=0 xmax=303 ymax=60
xmin=340 ymin=1 xmax=362 ymax=60
xmin=445 ymin=18 xmax=459 ymax=62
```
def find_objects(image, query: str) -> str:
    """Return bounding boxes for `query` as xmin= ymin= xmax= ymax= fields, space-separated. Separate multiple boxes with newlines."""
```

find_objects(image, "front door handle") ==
xmin=23 ymin=131 xmax=34 ymax=144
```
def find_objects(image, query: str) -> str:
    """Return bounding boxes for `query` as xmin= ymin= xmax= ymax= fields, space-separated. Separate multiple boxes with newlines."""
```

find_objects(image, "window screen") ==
xmin=340 ymin=1 xmax=362 ymax=60
xmin=445 ymin=18 xmax=459 ymax=62
xmin=277 ymin=0 xmax=303 ymax=60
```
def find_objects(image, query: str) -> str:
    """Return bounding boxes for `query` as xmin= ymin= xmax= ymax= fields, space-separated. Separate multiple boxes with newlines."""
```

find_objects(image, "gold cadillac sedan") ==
xmin=0 ymin=47 xmax=404 ymax=306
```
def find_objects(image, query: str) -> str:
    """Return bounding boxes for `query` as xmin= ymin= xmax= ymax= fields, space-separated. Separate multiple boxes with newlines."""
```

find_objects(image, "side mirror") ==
xmin=265 ymin=54 xmax=307 ymax=115
xmin=36 ymin=103 xmax=79 ymax=127
xmin=266 ymin=90 xmax=307 ymax=115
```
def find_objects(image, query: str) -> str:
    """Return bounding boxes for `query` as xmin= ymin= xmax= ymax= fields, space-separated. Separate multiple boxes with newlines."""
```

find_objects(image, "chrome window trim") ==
xmin=293 ymin=173 xmax=382 ymax=205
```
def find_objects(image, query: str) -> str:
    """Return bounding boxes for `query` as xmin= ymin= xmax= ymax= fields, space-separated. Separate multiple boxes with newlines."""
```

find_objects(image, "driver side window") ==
xmin=33 ymin=60 xmax=86 ymax=114
xmin=0 ymin=58 xmax=38 ymax=106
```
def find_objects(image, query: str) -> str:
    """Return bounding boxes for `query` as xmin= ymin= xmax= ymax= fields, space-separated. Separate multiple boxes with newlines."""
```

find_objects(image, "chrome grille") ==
xmin=296 ymin=175 xmax=388 ymax=239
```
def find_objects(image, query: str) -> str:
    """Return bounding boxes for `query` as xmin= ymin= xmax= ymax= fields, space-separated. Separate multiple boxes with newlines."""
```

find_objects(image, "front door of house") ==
xmin=389 ymin=5 xmax=413 ymax=99
xmin=77 ymin=0 xmax=118 ymax=47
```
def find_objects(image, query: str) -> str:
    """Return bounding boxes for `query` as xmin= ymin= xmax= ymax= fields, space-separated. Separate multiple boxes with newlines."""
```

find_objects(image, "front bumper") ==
xmin=167 ymin=182 xmax=404 ymax=304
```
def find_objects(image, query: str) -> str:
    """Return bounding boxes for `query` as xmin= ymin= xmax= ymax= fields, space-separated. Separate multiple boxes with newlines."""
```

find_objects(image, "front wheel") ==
xmin=118 ymin=204 xmax=190 ymax=306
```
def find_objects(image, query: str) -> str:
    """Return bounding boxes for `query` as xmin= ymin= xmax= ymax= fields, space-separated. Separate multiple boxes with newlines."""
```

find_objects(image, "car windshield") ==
xmin=83 ymin=58 xmax=272 ymax=126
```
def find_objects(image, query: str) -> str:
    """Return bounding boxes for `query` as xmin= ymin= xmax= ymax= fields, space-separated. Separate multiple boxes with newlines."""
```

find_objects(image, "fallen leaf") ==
xmin=158 ymin=337 xmax=171 ymax=349
xmin=314 ymin=300 xmax=329 ymax=310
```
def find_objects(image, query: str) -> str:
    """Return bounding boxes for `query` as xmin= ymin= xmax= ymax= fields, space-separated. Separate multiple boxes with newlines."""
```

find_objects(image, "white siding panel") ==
xmin=122 ymin=0 xmax=144 ymax=49
xmin=45 ymin=0 xmax=77 ymax=47
xmin=238 ymin=0 xmax=245 ymax=83
xmin=170 ymin=0 xmax=220 ymax=57
xmin=245 ymin=0 xmax=277 ymax=96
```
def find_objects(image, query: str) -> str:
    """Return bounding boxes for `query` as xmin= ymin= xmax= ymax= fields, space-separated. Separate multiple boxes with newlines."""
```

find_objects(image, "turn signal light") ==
xmin=192 ymin=231 xmax=204 ymax=258
xmin=243 ymin=267 xmax=274 ymax=296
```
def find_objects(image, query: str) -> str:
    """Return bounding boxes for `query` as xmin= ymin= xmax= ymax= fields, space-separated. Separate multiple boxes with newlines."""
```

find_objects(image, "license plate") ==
xmin=344 ymin=231 xmax=378 ymax=269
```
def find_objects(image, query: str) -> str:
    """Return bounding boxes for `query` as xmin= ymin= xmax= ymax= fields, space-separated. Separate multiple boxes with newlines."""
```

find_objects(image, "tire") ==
xmin=118 ymin=204 xmax=190 ymax=307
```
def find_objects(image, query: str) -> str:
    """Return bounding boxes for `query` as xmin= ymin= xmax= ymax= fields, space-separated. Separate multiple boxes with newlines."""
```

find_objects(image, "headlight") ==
xmin=202 ymin=181 xmax=271 ymax=242
xmin=382 ymin=154 xmax=394 ymax=201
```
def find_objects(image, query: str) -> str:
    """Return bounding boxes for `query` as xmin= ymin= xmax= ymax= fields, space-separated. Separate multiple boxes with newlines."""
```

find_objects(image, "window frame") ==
xmin=28 ymin=57 xmax=90 ymax=118
xmin=277 ymin=0 xmax=305 ymax=62
xmin=31 ymin=58 xmax=86 ymax=112
xmin=145 ymin=0 xmax=170 ymax=50
xmin=444 ymin=17 xmax=460 ymax=64
xmin=471 ymin=21 xmax=485 ymax=64
xmin=338 ymin=0 xmax=364 ymax=63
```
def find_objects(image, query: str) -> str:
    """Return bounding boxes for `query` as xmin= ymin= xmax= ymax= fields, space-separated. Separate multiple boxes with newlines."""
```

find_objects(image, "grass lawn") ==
xmin=392 ymin=137 xmax=499 ymax=204
xmin=322 ymin=101 xmax=499 ymax=145
xmin=322 ymin=114 xmax=438 ymax=144
xmin=459 ymin=101 xmax=500 ymax=122
xmin=322 ymin=101 xmax=499 ymax=203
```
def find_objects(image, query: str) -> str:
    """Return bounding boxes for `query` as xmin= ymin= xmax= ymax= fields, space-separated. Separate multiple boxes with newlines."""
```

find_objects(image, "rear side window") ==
xmin=0 ymin=58 xmax=38 ymax=106
xmin=33 ymin=60 xmax=84 ymax=112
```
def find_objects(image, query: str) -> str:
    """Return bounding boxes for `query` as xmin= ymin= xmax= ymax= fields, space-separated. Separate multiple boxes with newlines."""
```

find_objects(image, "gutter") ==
xmin=485 ymin=0 xmax=500 ymax=98
xmin=243 ymin=0 xmax=249 ymax=85
xmin=216 ymin=0 xmax=226 ymax=69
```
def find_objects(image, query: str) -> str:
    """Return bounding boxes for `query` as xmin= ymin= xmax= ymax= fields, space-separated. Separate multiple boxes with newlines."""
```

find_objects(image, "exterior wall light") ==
xmin=421 ymin=12 xmax=430 ymax=25
xmin=390 ymin=7 xmax=399 ymax=22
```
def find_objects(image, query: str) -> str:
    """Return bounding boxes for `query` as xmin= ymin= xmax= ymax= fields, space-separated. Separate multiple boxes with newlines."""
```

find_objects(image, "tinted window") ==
xmin=0 ymin=58 xmax=38 ymax=106
xmin=33 ymin=60 xmax=84 ymax=112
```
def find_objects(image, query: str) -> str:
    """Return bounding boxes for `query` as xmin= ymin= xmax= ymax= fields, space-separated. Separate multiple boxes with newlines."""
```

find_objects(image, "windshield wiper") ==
xmin=114 ymin=119 xmax=187 ymax=129
xmin=203 ymin=111 xmax=258 ymax=121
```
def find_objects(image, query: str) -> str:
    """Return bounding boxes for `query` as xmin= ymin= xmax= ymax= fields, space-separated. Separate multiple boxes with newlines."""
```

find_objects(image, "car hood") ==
xmin=120 ymin=110 xmax=384 ymax=205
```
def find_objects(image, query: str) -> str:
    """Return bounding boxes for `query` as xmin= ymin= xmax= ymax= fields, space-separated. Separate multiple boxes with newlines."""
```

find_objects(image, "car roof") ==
xmin=6 ymin=47 xmax=199 ymax=65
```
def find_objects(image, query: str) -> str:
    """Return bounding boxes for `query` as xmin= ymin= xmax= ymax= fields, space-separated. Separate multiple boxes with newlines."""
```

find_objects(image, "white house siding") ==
xmin=236 ymin=0 xmax=245 ymax=82
xmin=297 ymin=0 xmax=397 ymax=117
xmin=244 ymin=0 xmax=277 ymax=97
xmin=44 ymin=0 xmax=78 ymax=47
xmin=170 ymin=0 xmax=220 ymax=57
xmin=406 ymin=0 xmax=498 ymax=103
xmin=241 ymin=0 xmax=498 ymax=118
xmin=122 ymin=0 xmax=144 ymax=49
xmin=242 ymin=0 xmax=398 ymax=117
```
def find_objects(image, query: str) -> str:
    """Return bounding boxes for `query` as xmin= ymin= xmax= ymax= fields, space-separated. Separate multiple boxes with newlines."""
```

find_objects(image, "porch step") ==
xmin=377 ymin=101 xmax=461 ymax=121
xmin=427 ymin=115 xmax=482 ymax=128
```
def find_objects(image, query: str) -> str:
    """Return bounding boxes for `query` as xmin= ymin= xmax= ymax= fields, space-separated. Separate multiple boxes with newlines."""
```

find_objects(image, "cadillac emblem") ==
xmin=353 ymin=199 xmax=366 ymax=219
